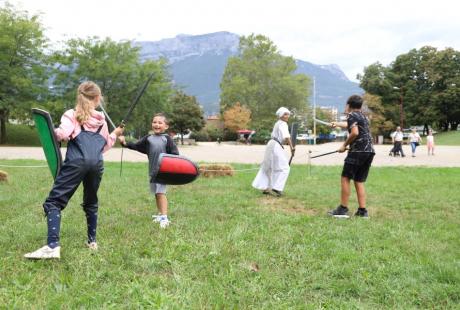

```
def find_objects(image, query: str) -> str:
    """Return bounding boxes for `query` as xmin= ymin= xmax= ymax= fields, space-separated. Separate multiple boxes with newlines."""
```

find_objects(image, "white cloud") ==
xmin=6 ymin=0 xmax=460 ymax=81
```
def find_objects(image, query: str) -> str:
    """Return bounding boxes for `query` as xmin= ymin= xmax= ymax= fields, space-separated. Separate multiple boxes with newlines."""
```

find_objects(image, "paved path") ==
xmin=1 ymin=142 xmax=458 ymax=167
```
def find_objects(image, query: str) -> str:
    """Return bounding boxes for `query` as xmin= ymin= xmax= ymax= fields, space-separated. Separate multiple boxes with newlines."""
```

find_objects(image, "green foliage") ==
xmin=51 ymin=37 xmax=173 ymax=137
xmin=0 ymin=3 xmax=49 ymax=143
xmin=313 ymin=108 xmax=335 ymax=135
xmin=250 ymin=128 xmax=271 ymax=144
xmin=3 ymin=123 xmax=40 ymax=146
xmin=191 ymin=126 xmax=223 ymax=142
xmin=168 ymin=91 xmax=205 ymax=144
xmin=359 ymin=47 xmax=460 ymax=131
xmin=220 ymin=34 xmax=311 ymax=130
xmin=1 ymin=161 xmax=459 ymax=308
xmin=190 ymin=129 xmax=209 ymax=142
xmin=363 ymin=93 xmax=395 ymax=136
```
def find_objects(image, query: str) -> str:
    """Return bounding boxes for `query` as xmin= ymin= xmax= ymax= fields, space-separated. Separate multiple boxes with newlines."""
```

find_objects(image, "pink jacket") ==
xmin=54 ymin=109 xmax=116 ymax=153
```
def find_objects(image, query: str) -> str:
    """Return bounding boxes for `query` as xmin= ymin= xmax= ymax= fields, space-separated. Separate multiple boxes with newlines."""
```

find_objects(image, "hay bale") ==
xmin=199 ymin=164 xmax=234 ymax=178
xmin=0 ymin=170 xmax=8 ymax=182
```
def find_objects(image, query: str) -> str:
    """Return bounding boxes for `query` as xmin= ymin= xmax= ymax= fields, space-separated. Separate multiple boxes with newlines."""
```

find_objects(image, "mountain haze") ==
xmin=136 ymin=32 xmax=362 ymax=114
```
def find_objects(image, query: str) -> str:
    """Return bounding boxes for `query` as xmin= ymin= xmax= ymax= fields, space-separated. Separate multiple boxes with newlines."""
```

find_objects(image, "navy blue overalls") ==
xmin=43 ymin=124 xmax=106 ymax=248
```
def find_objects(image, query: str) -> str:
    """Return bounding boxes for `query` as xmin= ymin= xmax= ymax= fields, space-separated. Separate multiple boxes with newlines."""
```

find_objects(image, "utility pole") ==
xmin=313 ymin=76 xmax=316 ymax=145
xmin=393 ymin=86 xmax=404 ymax=128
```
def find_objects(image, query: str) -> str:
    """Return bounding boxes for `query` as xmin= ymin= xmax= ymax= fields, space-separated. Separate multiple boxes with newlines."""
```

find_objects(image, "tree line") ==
xmin=358 ymin=46 xmax=460 ymax=134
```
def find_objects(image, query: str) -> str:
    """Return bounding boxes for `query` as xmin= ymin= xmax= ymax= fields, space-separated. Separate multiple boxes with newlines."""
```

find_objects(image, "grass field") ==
xmin=432 ymin=130 xmax=460 ymax=146
xmin=0 ymin=160 xmax=459 ymax=308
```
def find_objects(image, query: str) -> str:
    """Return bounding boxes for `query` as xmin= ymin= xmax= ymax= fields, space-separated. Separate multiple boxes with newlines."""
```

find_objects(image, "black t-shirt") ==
xmin=347 ymin=111 xmax=375 ymax=153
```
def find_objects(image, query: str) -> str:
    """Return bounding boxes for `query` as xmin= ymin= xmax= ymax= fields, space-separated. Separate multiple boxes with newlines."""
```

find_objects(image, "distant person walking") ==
xmin=426 ymin=129 xmax=435 ymax=155
xmin=408 ymin=127 xmax=422 ymax=157
xmin=389 ymin=126 xmax=405 ymax=157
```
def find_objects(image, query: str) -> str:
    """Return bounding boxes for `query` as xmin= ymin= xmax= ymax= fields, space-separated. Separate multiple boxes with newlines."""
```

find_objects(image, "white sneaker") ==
xmin=152 ymin=214 xmax=161 ymax=223
xmin=24 ymin=245 xmax=60 ymax=259
xmin=86 ymin=242 xmax=98 ymax=250
xmin=159 ymin=216 xmax=170 ymax=228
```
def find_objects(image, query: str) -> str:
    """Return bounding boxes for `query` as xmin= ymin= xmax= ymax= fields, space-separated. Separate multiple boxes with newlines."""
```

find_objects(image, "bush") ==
xmin=207 ymin=127 xmax=223 ymax=141
xmin=4 ymin=123 xmax=40 ymax=146
xmin=223 ymin=130 xmax=238 ymax=141
xmin=190 ymin=130 xmax=209 ymax=142
xmin=250 ymin=129 xmax=271 ymax=144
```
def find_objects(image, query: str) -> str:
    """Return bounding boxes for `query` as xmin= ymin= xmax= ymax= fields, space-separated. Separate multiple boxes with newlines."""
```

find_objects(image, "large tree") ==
xmin=362 ymin=93 xmax=394 ymax=136
xmin=168 ymin=90 xmax=205 ymax=145
xmin=220 ymin=34 xmax=310 ymax=130
xmin=0 ymin=3 xmax=48 ymax=143
xmin=359 ymin=46 xmax=460 ymax=132
xmin=51 ymin=37 xmax=173 ymax=137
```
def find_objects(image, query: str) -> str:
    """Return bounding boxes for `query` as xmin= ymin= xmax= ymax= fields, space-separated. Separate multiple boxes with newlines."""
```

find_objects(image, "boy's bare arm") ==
xmin=331 ymin=121 xmax=348 ymax=129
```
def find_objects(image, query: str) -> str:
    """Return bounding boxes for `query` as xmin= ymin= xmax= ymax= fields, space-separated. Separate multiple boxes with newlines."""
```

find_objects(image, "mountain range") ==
xmin=136 ymin=31 xmax=362 ymax=114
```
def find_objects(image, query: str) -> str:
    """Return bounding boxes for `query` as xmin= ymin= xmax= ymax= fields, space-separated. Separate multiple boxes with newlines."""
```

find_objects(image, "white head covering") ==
xmin=276 ymin=107 xmax=291 ymax=118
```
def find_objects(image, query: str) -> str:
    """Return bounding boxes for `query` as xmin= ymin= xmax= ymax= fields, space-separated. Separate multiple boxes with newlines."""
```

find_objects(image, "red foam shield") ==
xmin=154 ymin=154 xmax=199 ymax=185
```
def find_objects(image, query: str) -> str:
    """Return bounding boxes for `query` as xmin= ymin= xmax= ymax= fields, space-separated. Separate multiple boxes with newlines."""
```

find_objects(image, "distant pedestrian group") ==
xmin=389 ymin=126 xmax=432 ymax=157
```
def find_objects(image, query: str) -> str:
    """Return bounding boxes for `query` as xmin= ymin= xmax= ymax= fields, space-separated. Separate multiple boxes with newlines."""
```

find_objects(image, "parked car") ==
xmin=173 ymin=131 xmax=192 ymax=140
xmin=296 ymin=133 xmax=309 ymax=141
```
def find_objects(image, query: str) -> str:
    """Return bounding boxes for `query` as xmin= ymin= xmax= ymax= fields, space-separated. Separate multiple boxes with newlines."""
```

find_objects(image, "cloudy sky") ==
xmin=6 ymin=0 xmax=460 ymax=81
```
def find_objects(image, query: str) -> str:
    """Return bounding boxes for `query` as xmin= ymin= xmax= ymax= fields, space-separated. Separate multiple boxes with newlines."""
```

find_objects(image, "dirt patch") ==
xmin=258 ymin=196 xmax=318 ymax=216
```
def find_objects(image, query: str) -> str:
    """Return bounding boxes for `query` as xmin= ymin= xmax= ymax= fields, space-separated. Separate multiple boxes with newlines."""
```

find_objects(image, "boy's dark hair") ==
xmin=153 ymin=113 xmax=169 ymax=125
xmin=347 ymin=95 xmax=363 ymax=109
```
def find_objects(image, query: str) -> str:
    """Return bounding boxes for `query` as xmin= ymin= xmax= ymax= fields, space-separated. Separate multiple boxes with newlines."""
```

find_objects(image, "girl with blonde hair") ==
xmin=25 ymin=81 xmax=124 ymax=259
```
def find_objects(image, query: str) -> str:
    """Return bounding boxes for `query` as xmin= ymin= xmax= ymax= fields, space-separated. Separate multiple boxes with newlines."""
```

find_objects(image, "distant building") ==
xmin=205 ymin=115 xmax=224 ymax=129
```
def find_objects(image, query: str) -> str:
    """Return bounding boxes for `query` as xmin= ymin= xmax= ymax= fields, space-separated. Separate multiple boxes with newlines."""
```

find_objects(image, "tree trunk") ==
xmin=444 ymin=122 xmax=449 ymax=131
xmin=423 ymin=123 xmax=429 ymax=136
xmin=0 ymin=109 xmax=7 ymax=144
xmin=451 ymin=122 xmax=459 ymax=131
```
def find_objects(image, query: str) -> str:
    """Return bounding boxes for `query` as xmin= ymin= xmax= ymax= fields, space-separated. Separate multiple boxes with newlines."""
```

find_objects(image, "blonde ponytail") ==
xmin=75 ymin=81 xmax=101 ymax=125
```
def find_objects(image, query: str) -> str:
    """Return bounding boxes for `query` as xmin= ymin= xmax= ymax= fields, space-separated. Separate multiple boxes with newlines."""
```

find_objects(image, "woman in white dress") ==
xmin=252 ymin=107 xmax=295 ymax=196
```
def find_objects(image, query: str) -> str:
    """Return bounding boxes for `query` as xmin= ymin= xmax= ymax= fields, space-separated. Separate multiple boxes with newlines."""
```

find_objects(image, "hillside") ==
xmin=136 ymin=32 xmax=363 ymax=114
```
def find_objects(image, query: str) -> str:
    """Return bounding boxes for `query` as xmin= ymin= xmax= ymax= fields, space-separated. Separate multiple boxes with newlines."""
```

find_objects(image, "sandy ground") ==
xmin=1 ymin=142 xmax=458 ymax=167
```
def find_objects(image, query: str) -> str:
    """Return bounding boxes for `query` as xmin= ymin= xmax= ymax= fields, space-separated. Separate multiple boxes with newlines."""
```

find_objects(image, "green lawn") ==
xmin=433 ymin=130 xmax=460 ymax=145
xmin=0 ymin=161 xmax=459 ymax=308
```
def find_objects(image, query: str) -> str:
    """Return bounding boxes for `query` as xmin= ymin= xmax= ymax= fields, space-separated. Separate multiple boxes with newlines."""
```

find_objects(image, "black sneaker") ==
xmin=271 ymin=189 xmax=283 ymax=197
xmin=354 ymin=208 xmax=369 ymax=218
xmin=327 ymin=205 xmax=350 ymax=218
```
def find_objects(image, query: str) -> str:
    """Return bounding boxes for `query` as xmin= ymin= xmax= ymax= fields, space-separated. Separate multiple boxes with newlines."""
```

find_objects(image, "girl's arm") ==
xmin=54 ymin=110 xmax=76 ymax=141
xmin=101 ymin=123 xmax=123 ymax=153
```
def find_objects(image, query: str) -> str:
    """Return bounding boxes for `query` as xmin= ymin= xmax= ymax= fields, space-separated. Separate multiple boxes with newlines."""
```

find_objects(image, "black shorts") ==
xmin=341 ymin=152 xmax=374 ymax=182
